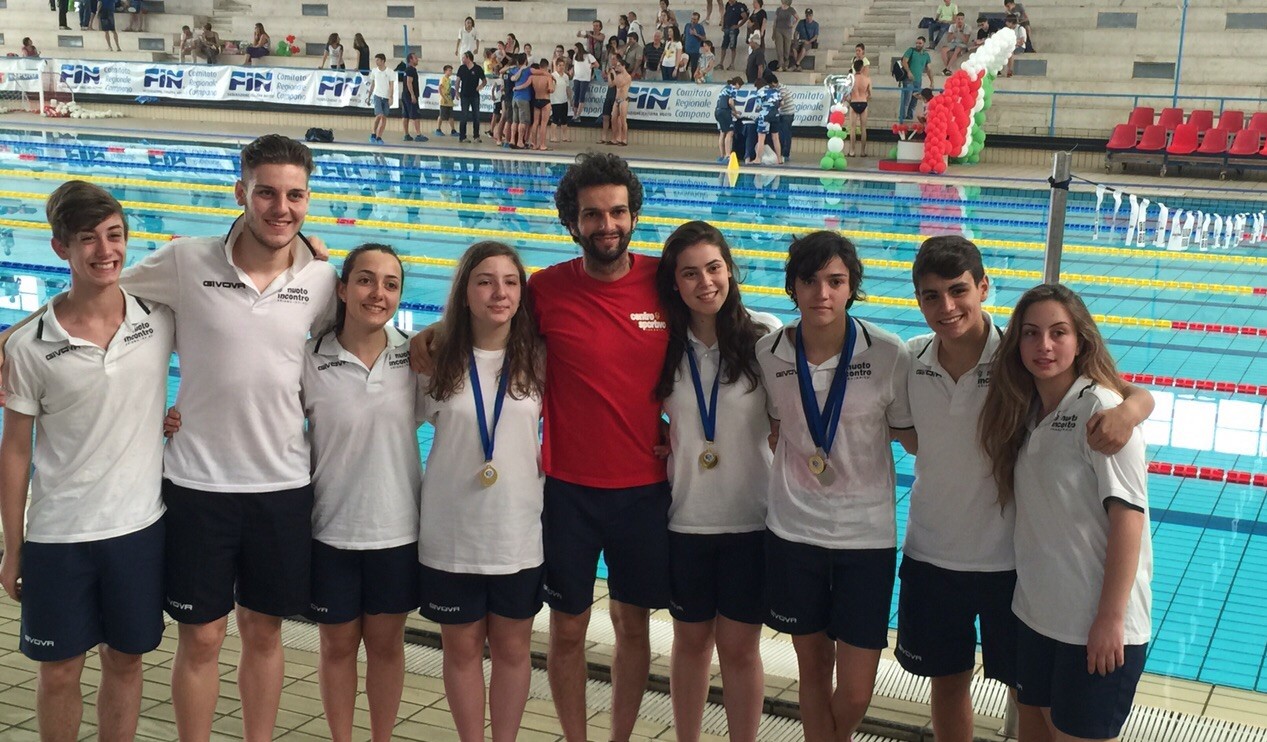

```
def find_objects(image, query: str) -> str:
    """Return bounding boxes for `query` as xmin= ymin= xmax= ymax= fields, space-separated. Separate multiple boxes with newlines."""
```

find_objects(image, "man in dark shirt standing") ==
xmin=643 ymin=31 xmax=666 ymax=75
xmin=720 ymin=0 xmax=749 ymax=70
xmin=400 ymin=53 xmax=428 ymax=143
xmin=744 ymin=31 xmax=765 ymax=83
xmin=455 ymin=51 xmax=486 ymax=143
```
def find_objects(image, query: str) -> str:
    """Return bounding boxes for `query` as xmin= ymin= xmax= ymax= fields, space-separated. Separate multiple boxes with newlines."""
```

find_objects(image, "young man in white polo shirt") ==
xmin=896 ymin=236 xmax=1154 ymax=742
xmin=0 ymin=181 xmax=174 ymax=741
xmin=757 ymin=231 xmax=915 ymax=742
xmin=121 ymin=134 xmax=338 ymax=741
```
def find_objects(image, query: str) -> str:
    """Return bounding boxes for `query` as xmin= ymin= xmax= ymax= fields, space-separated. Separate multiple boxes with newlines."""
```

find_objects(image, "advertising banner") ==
xmin=9 ymin=58 xmax=833 ymax=125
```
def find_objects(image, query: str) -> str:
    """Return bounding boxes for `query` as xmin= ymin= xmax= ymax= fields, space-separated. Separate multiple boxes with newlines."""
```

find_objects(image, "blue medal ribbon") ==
xmin=470 ymin=351 xmax=510 ymax=464
xmin=795 ymin=319 xmax=857 ymax=459
xmin=685 ymin=342 xmax=721 ymax=445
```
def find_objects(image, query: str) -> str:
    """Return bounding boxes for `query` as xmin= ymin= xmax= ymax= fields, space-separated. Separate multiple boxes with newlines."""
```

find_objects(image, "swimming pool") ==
xmin=2 ymin=128 xmax=1266 ymax=695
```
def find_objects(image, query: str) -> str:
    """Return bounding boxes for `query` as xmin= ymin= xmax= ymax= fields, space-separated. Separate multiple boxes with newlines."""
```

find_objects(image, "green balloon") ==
xmin=832 ymin=150 xmax=845 ymax=161
xmin=887 ymin=146 xmax=898 ymax=159
xmin=820 ymin=155 xmax=835 ymax=170
xmin=967 ymin=154 xmax=980 ymax=164
xmin=833 ymin=158 xmax=848 ymax=170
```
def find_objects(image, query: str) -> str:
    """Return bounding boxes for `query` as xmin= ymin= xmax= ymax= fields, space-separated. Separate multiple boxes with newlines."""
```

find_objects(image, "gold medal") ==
xmin=479 ymin=462 xmax=499 ymax=488
xmin=808 ymin=452 xmax=827 ymax=475
xmin=699 ymin=446 xmax=719 ymax=470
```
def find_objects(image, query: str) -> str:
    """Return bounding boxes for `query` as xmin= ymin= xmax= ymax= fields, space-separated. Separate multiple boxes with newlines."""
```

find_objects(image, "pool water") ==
xmin=1 ymin=130 xmax=1266 ymax=693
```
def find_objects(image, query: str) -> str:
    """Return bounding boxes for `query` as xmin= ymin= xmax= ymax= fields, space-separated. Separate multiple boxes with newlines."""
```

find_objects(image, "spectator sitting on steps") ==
xmin=178 ymin=25 xmax=194 ymax=63
xmin=972 ymin=16 xmax=991 ymax=50
xmin=1003 ymin=0 xmax=1034 ymax=51
xmin=21 ymin=37 xmax=39 ymax=57
xmin=940 ymin=12 xmax=969 ymax=74
xmin=193 ymin=23 xmax=221 ymax=64
xmin=1003 ymin=14 xmax=1026 ymax=77
xmin=929 ymin=0 xmax=958 ymax=48
xmin=790 ymin=8 xmax=818 ymax=71
xmin=244 ymin=23 xmax=270 ymax=66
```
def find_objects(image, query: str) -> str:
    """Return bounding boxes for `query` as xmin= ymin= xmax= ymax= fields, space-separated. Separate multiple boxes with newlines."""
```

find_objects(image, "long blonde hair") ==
xmin=978 ymin=284 xmax=1125 ymax=505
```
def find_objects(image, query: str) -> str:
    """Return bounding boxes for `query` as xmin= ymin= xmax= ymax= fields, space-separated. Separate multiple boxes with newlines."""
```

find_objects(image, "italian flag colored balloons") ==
xmin=920 ymin=27 xmax=1016 ymax=175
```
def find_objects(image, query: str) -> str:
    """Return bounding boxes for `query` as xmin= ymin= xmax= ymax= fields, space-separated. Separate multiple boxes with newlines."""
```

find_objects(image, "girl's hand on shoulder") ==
xmin=1086 ymin=612 xmax=1125 ymax=676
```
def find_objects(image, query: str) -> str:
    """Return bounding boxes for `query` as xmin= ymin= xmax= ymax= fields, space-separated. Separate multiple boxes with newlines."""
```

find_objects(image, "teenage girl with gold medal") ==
xmin=417 ymin=241 xmax=546 ymax=742
xmin=653 ymin=221 xmax=781 ymax=742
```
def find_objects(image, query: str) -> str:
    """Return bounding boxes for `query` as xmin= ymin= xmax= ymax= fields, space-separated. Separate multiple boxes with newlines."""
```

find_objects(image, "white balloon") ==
xmin=827 ymin=137 xmax=845 ymax=153
xmin=827 ymin=123 xmax=842 ymax=132
xmin=973 ymin=99 xmax=984 ymax=113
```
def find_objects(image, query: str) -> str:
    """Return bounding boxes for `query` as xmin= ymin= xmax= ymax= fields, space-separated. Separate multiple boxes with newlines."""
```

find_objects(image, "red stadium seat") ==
xmin=1136 ymin=124 xmax=1168 ymax=152
xmin=1249 ymin=112 xmax=1267 ymax=135
xmin=1106 ymin=124 xmax=1139 ymax=151
xmin=1166 ymin=123 xmax=1198 ymax=155
xmin=1227 ymin=129 xmax=1262 ymax=157
xmin=1195 ymin=128 xmax=1230 ymax=155
xmin=1187 ymin=109 xmax=1214 ymax=134
xmin=1126 ymin=106 xmax=1154 ymax=130
xmin=1157 ymin=107 xmax=1184 ymax=130
xmin=1217 ymin=110 xmax=1244 ymax=133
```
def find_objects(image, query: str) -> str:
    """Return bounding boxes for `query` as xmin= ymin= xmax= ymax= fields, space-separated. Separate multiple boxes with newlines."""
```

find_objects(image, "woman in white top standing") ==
xmin=418 ymin=241 xmax=545 ymax=742
xmin=654 ymin=221 xmax=779 ymax=742
xmin=456 ymin=16 xmax=480 ymax=60
xmin=321 ymin=32 xmax=346 ymax=69
xmin=661 ymin=25 xmax=684 ymax=80
xmin=303 ymin=244 xmax=422 ymax=742
xmin=979 ymin=284 xmax=1151 ymax=742
xmin=570 ymin=43 xmax=597 ymax=120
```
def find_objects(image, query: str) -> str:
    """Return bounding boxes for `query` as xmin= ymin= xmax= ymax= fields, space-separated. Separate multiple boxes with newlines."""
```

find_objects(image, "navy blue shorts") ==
xmin=401 ymin=96 xmax=420 ymax=120
xmin=418 ymin=563 xmax=544 ymax=624
xmin=306 ymin=541 xmax=419 ymax=624
xmin=162 ymin=480 xmax=314 ymax=623
xmin=763 ymin=532 xmax=895 ymax=649
xmin=20 ymin=519 xmax=165 ymax=662
xmin=542 ymin=477 xmax=671 ymax=615
xmin=669 ymin=530 xmax=765 ymax=624
xmin=895 ymin=556 xmax=1018 ymax=686
xmin=1016 ymin=620 xmax=1146 ymax=739
xmin=722 ymin=27 xmax=741 ymax=50
xmin=715 ymin=108 xmax=734 ymax=132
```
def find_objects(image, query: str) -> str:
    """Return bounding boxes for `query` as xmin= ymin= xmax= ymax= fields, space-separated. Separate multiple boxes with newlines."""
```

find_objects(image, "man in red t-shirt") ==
xmin=534 ymin=153 xmax=670 ymax=742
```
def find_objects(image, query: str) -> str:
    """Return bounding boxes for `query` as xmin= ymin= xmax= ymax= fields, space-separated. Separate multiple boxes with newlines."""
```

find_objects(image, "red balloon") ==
xmin=919 ymin=162 xmax=932 ymax=173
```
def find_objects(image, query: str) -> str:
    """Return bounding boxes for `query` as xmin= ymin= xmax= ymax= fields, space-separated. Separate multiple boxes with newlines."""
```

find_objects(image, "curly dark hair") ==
xmin=554 ymin=152 xmax=644 ymax=231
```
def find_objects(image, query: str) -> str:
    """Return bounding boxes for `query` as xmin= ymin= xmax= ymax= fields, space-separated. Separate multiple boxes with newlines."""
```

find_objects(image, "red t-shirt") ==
xmin=530 ymin=254 xmax=669 ymax=489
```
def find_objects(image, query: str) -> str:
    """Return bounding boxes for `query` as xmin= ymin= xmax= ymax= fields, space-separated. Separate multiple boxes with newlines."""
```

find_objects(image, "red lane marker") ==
xmin=1255 ymin=288 xmax=1267 ymax=296
xmin=507 ymin=187 xmax=524 ymax=196
xmin=335 ymin=218 xmax=356 ymax=225
xmin=1147 ymin=459 xmax=1267 ymax=489
xmin=1120 ymin=372 xmax=1267 ymax=398
xmin=498 ymin=205 xmax=517 ymax=213
xmin=18 ymin=154 xmax=35 ymax=161
xmin=147 ymin=149 xmax=164 ymax=156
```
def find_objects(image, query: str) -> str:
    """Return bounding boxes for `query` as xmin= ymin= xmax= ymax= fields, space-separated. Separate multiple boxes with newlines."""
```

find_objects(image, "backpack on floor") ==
xmin=305 ymin=127 xmax=334 ymax=143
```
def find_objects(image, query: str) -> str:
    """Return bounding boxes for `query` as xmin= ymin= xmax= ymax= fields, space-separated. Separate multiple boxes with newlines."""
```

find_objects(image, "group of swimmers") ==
xmin=0 ymin=140 xmax=1153 ymax=742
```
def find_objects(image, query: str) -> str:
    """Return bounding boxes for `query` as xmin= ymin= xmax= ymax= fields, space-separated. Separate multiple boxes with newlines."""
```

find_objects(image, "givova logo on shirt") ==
xmin=316 ymin=360 xmax=348 ymax=372
xmin=629 ymin=311 xmax=666 ymax=331
xmin=203 ymin=280 xmax=248 ymax=290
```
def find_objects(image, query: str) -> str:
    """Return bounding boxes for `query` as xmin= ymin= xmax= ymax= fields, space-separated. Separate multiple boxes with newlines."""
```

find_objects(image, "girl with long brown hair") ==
xmin=418 ymin=241 xmax=545 ymax=742
xmin=978 ymin=284 xmax=1152 ymax=741
xmin=653 ymin=221 xmax=778 ymax=742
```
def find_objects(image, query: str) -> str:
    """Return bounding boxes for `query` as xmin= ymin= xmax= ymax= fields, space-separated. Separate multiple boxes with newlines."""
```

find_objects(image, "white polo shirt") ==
xmin=757 ymin=317 xmax=914 ymax=550
xmin=664 ymin=312 xmax=781 ymax=534
xmin=418 ymin=347 xmax=544 ymax=575
xmin=903 ymin=316 xmax=1015 ymax=571
xmin=121 ymin=219 xmax=338 ymax=492
xmin=6 ymin=291 xmax=173 ymax=543
xmin=1012 ymin=377 xmax=1153 ymax=646
xmin=303 ymin=327 xmax=422 ymax=550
